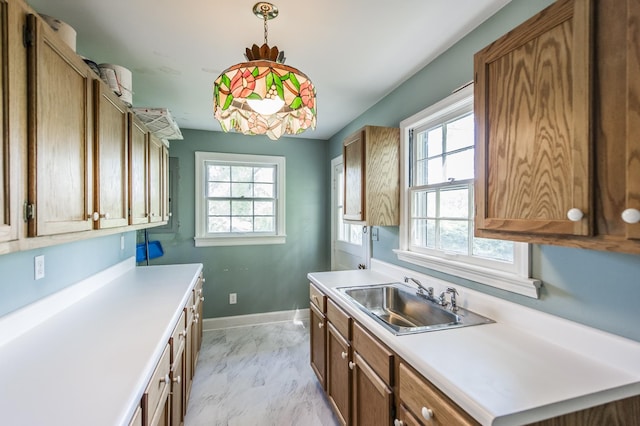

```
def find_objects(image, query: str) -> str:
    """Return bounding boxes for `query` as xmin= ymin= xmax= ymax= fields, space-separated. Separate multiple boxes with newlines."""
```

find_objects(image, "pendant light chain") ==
xmin=262 ymin=6 xmax=269 ymax=45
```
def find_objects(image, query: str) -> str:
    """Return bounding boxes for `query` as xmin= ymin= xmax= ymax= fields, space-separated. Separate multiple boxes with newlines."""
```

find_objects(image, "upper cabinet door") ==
xmin=343 ymin=130 xmax=365 ymax=222
xmin=625 ymin=0 xmax=640 ymax=240
xmin=0 ymin=0 xmax=13 ymax=243
xmin=94 ymin=80 xmax=128 ymax=229
xmin=148 ymin=134 xmax=163 ymax=223
xmin=26 ymin=14 xmax=94 ymax=236
xmin=128 ymin=113 xmax=148 ymax=225
xmin=474 ymin=0 xmax=593 ymax=236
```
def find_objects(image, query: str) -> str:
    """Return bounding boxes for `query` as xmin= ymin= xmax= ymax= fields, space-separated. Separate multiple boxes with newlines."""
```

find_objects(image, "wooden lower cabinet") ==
xmin=327 ymin=322 xmax=351 ymax=426
xmin=398 ymin=363 xmax=478 ymax=426
xmin=142 ymin=344 xmax=171 ymax=426
xmin=310 ymin=302 xmax=327 ymax=388
xmin=351 ymin=352 xmax=393 ymax=426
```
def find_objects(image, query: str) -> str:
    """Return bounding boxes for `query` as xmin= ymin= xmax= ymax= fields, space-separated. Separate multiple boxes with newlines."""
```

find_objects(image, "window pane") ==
xmin=232 ymin=166 xmax=253 ymax=182
xmin=254 ymin=183 xmax=274 ymax=198
xmin=208 ymin=165 xmax=230 ymax=181
xmin=232 ymin=182 xmax=253 ymax=198
xmin=473 ymin=238 xmax=514 ymax=262
xmin=232 ymin=200 xmax=252 ymax=215
xmin=208 ymin=200 xmax=230 ymax=215
xmin=440 ymin=188 xmax=468 ymax=218
xmin=255 ymin=201 xmax=274 ymax=216
xmin=427 ymin=158 xmax=444 ymax=184
xmin=415 ymin=159 xmax=428 ymax=186
xmin=412 ymin=219 xmax=436 ymax=249
xmin=445 ymin=149 xmax=474 ymax=181
xmin=446 ymin=114 xmax=474 ymax=152
xmin=231 ymin=216 xmax=253 ymax=232
xmin=254 ymin=167 xmax=274 ymax=183
xmin=350 ymin=225 xmax=363 ymax=245
xmin=413 ymin=191 xmax=427 ymax=217
xmin=427 ymin=191 xmax=437 ymax=217
xmin=416 ymin=132 xmax=428 ymax=160
xmin=208 ymin=217 xmax=230 ymax=233
xmin=427 ymin=126 xmax=443 ymax=157
xmin=255 ymin=217 xmax=274 ymax=232
xmin=209 ymin=182 xmax=230 ymax=197
xmin=439 ymin=220 xmax=468 ymax=254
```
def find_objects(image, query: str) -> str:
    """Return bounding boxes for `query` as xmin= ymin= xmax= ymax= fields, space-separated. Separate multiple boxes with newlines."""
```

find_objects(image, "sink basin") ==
xmin=335 ymin=283 xmax=493 ymax=335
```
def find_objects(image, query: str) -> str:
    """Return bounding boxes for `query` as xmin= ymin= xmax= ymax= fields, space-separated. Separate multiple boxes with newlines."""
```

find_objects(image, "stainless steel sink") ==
xmin=335 ymin=283 xmax=493 ymax=335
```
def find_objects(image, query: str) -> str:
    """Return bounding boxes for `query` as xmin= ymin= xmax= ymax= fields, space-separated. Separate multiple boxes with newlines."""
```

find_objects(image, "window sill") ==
xmin=393 ymin=249 xmax=541 ymax=298
xmin=195 ymin=235 xmax=286 ymax=247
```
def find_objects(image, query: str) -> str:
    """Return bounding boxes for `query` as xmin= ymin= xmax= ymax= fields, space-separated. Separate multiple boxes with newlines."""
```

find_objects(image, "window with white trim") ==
xmin=395 ymin=85 xmax=540 ymax=298
xmin=194 ymin=152 xmax=286 ymax=247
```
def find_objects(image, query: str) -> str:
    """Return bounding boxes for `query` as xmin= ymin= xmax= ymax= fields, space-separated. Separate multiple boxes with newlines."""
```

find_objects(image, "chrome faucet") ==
xmin=439 ymin=287 xmax=459 ymax=312
xmin=403 ymin=276 xmax=435 ymax=301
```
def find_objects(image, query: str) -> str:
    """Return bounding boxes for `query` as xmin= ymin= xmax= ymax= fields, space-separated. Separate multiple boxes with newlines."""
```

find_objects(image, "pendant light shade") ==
xmin=213 ymin=3 xmax=317 ymax=140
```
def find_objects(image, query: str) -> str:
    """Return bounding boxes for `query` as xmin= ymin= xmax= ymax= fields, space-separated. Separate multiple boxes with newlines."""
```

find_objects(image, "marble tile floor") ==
xmin=184 ymin=320 xmax=340 ymax=426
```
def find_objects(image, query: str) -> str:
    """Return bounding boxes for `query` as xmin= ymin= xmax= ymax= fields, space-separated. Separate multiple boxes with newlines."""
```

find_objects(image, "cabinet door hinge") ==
xmin=23 ymin=24 xmax=35 ymax=48
xmin=24 ymin=203 xmax=36 ymax=221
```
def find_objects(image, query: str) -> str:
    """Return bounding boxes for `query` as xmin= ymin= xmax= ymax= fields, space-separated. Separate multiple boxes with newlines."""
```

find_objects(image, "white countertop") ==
xmin=0 ymin=258 xmax=203 ymax=426
xmin=308 ymin=262 xmax=640 ymax=426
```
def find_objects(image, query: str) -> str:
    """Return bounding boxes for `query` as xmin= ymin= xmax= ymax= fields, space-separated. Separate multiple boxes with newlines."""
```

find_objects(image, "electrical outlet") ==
xmin=229 ymin=293 xmax=237 ymax=304
xmin=34 ymin=255 xmax=45 ymax=280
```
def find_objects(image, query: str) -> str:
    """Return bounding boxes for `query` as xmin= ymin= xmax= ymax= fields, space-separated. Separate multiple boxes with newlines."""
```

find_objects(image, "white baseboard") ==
xmin=202 ymin=308 xmax=310 ymax=331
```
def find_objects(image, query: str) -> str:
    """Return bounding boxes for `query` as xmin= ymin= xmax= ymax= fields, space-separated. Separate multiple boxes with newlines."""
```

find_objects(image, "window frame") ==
xmin=194 ymin=151 xmax=286 ymax=247
xmin=395 ymin=84 xmax=541 ymax=298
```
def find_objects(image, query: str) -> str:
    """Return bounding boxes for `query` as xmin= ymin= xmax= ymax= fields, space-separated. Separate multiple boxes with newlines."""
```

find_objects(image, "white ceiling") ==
xmin=27 ymin=0 xmax=511 ymax=140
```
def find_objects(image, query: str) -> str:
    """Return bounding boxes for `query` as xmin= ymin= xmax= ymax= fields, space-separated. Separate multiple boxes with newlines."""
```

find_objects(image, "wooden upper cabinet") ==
xmin=129 ymin=113 xmax=148 ymax=225
xmin=0 ymin=0 xmax=15 ymax=244
xmin=597 ymin=0 xmax=640 ymax=243
xmin=625 ymin=0 xmax=640 ymax=240
xmin=93 ymin=79 xmax=128 ymax=229
xmin=148 ymin=134 xmax=163 ymax=223
xmin=161 ymin=144 xmax=170 ymax=222
xmin=26 ymin=13 xmax=94 ymax=236
xmin=474 ymin=0 xmax=593 ymax=237
xmin=343 ymin=126 xmax=400 ymax=226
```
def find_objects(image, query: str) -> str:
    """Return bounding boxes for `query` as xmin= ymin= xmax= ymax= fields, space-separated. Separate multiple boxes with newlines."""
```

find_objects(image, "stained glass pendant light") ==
xmin=213 ymin=2 xmax=317 ymax=140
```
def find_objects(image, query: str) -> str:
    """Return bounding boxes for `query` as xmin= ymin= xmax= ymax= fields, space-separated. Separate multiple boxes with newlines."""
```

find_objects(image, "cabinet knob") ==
xmin=200 ymin=296 xmax=205 ymax=302
xmin=172 ymin=375 xmax=181 ymax=385
xmin=421 ymin=407 xmax=434 ymax=420
xmin=318 ymin=322 xmax=324 ymax=329
xmin=341 ymin=351 xmax=348 ymax=360
xmin=621 ymin=208 xmax=640 ymax=224
xmin=91 ymin=212 xmax=100 ymax=221
xmin=161 ymin=374 xmax=170 ymax=385
xmin=179 ymin=330 xmax=187 ymax=339
xmin=348 ymin=361 xmax=355 ymax=370
xmin=566 ymin=208 xmax=584 ymax=222
xmin=394 ymin=420 xmax=404 ymax=426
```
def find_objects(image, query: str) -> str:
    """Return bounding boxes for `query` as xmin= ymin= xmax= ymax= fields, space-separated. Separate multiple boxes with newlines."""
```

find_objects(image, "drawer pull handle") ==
xmin=161 ymin=374 xmax=170 ymax=385
xmin=172 ymin=375 xmax=181 ymax=385
xmin=394 ymin=420 xmax=403 ymax=426
xmin=341 ymin=351 xmax=348 ymax=359
xmin=348 ymin=361 xmax=355 ymax=370
xmin=567 ymin=208 xmax=584 ymax=222
xmin=318 ymin=322 xmax=324 ymax=329
xmin=421 ymin=407 xmax=433 ymax=420
xmin=622 ymin=208 xmax=640 ymax=224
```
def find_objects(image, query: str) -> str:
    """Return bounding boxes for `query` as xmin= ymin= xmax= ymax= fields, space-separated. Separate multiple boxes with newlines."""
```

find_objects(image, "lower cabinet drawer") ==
xmin=398 ymin=362 xmax=478 ymax=426
xmin=142 ymin=344 xmax=171 ymax=426
xmin=169 ymin=310 xmax=186 ymax=364
xmin=353 ymin=321 xmax=393 ymax=385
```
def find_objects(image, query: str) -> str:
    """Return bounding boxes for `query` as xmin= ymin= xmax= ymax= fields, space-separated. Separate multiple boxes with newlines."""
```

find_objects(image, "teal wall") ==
xmin=328 ymin=0 xmax=640 ymax=342
xmin=0 ymin=232 xmax=136 ymax=317
xmin=146 ymin=129 xmax=330 ymax=319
